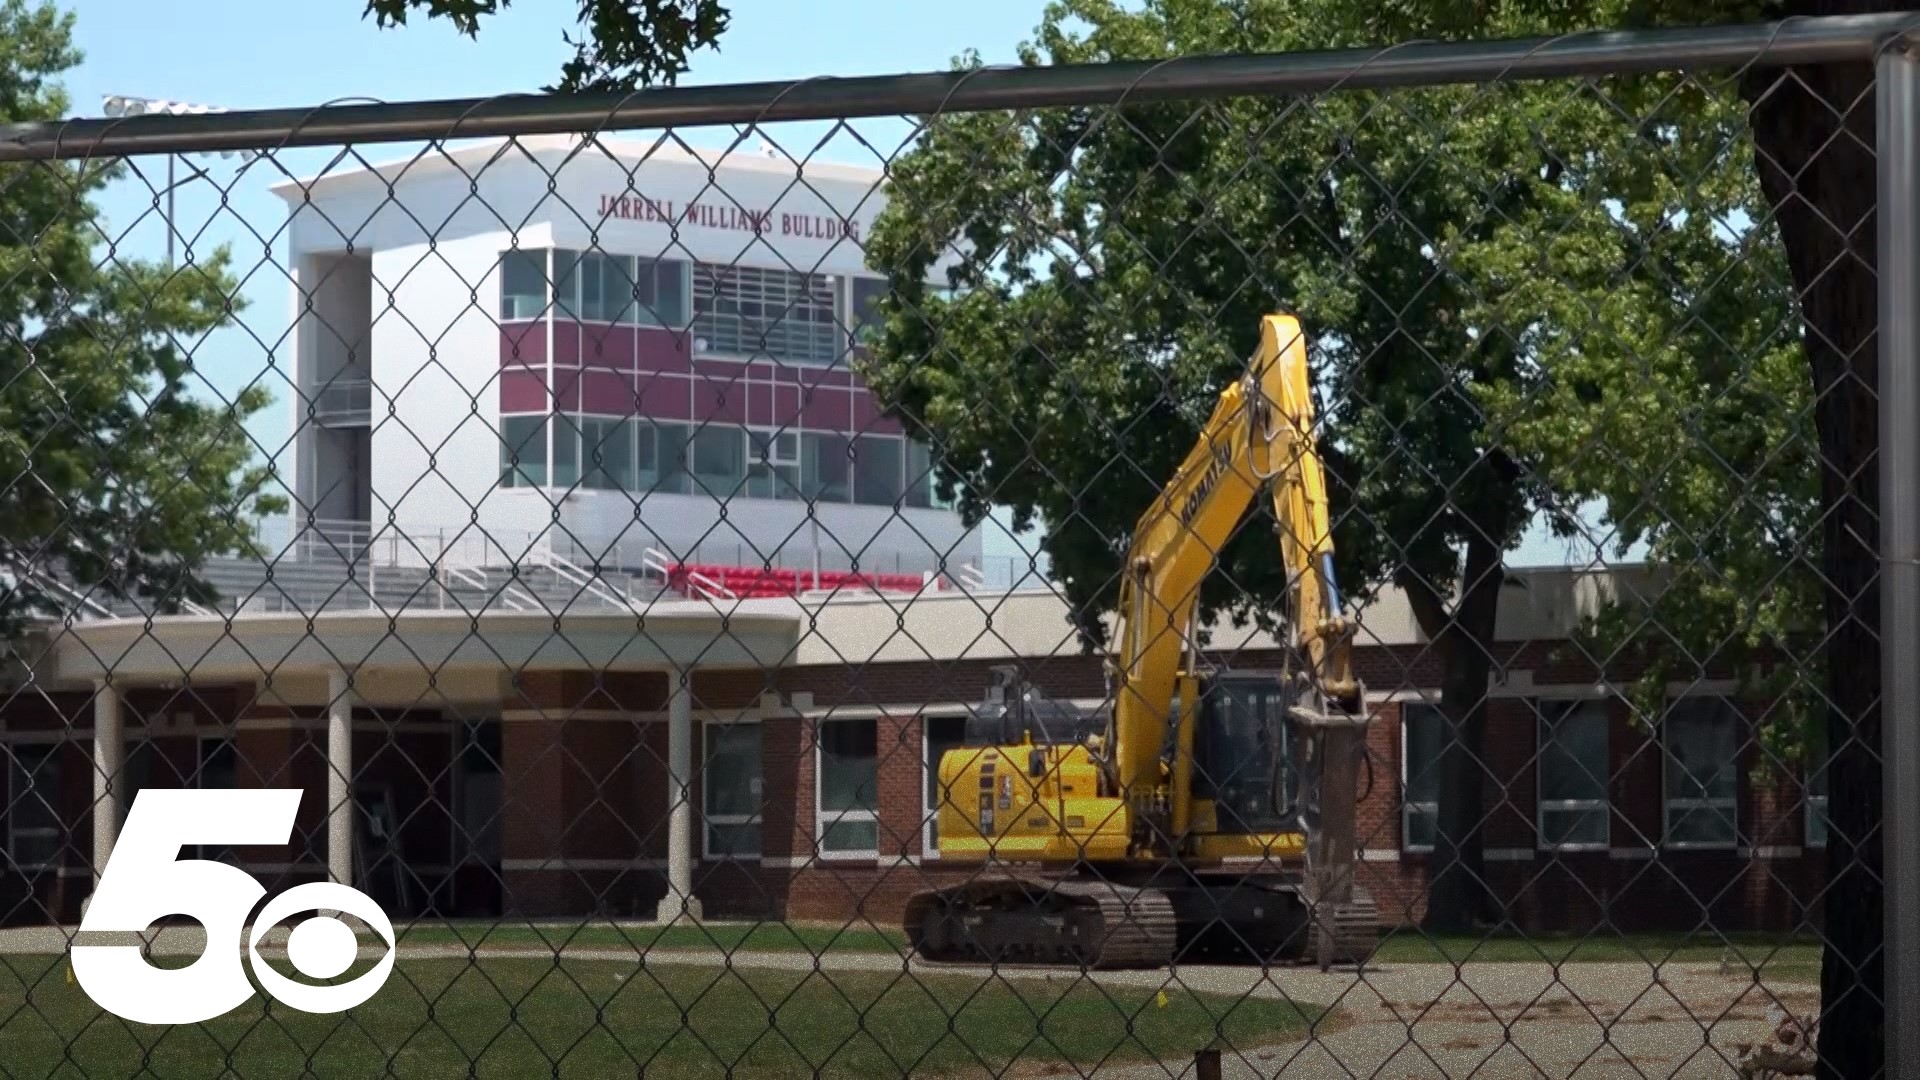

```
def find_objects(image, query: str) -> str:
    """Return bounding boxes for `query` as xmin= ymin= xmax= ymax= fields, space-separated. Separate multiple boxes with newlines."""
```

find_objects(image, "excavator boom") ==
xmin=905 ymin=313 xmax=1376 ymax=972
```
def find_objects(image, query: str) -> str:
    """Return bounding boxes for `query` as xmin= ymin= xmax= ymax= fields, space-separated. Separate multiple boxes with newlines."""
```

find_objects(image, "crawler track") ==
xmin=904 ymin=874 xmax=1179 ymax=969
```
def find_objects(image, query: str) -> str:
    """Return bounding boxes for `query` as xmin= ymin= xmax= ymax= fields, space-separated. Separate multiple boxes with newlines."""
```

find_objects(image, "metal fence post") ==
xmin=1880 ymin=31 xmax=1920 ymax=1077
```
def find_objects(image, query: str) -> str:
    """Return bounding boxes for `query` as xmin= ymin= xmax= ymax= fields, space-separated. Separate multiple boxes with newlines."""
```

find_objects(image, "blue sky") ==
xmin=61 ymin=0 xmax=1598 ymax=572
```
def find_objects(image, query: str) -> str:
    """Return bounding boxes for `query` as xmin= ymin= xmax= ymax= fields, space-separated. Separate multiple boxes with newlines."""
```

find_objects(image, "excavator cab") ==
xmin=1189 ymin=671 xmax=1310 ymax=837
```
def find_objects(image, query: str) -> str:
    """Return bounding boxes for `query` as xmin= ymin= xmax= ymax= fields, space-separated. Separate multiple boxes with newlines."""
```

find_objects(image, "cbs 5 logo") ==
xmin=71 ymin=789 xmax=396 ymax=1025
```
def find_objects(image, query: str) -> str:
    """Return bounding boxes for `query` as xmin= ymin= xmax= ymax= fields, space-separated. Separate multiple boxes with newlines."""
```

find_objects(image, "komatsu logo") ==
xmin=1179 ymin=442 xmax=1235 ymax=530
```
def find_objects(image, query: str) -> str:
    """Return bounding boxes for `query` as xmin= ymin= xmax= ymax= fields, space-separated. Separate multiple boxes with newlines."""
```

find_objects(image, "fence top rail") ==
xmin=2 ymin=13 xmax=1916 ymax=163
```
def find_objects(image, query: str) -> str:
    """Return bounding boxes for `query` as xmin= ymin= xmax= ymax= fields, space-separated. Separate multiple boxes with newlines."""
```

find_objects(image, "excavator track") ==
xmin=904 ymin=875 xmax=1179 ymax=969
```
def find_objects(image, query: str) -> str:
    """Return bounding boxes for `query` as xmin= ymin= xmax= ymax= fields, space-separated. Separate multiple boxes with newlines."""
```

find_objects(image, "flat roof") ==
xmin=269 ymin=132 xmax=889 ymax=202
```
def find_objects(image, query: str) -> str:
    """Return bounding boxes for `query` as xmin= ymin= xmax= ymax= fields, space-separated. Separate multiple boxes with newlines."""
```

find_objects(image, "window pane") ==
xmin=651 ymin=422 xmax=690 ymax=494
xmin=552 ymin=415 xmax=581 ymax=488
xmin=803 ymin=434 xmax=852 ymax=503
xmin=555 ymin=250 xmax=582 ymax=319
xmin=1665 ymin=697 xmax=1740 ymax=801
xmin=500 ymin=415 xmax=548 ymax=487
xmin=584 ymin=417 xmax=636 ymax=491
xmin=585 ymin=252 xmax=633 ymax=323
xmin=820 ymin=720 xmax=877 ymax=812
xmin=500 ymin=250 xmax=546 ymax=320
xmin=821 ymin=818 xmax=878 ymax=853
xmin=704 ymin=725 xmax=761 ymax=818
xmin=690 ymin=426 xmax=745 ymax=491
xmin=637 ymin=259 xmax=689 ymax=328
xmin=693 ymin=264 xmax=840 ymax=365
xmin=853 ymin=436 xmax=904 ymax=507
xmin=1403 ymin=704 xmax=1445 ymax=805
xmin=905 ymin=440 xmax=935 ymax=509
xmin=8 ymin=745 xmax=61 ymax=865
xmin=1540 ymin=700 xmax=1608 ymax=804
xmin=1540 ymin=807 xmax=1608 ymax=848
xmin=1669 ymin=805 xmax=1738 ymax=845
xmin=707 ymin=822 xmax=761 ymax=857
xmin=748 ymin=431 xmax=802 ymax=500
xmin=924 ymin=716 xmax=969 ymax=848
xmin=199 ymin=739 xmax=236 ymax=788
xmin=850 ymin=277 xmax=887 ymax=348
xmin=1807 ymin=744 xmax=1830 ymax=847
xmin=1404 ymin=807 xmax=1437 ymax=850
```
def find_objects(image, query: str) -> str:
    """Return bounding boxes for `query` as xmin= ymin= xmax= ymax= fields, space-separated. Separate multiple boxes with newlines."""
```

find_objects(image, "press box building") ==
xmin=281 ymin=134 xmax=980 ymax=580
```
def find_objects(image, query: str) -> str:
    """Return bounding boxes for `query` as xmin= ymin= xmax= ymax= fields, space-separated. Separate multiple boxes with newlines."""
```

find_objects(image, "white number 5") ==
xmin=71 ymin=789 xmax=396 ymax=1025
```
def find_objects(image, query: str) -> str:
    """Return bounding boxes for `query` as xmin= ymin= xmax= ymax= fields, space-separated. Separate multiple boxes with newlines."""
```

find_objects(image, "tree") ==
xmin=0 ymin=0 xmax=279 ymax=634
xmin=861 ymin=0 xmax=1775 ymax=938
xmin=363 ymin=0 xmax=731 ymax=92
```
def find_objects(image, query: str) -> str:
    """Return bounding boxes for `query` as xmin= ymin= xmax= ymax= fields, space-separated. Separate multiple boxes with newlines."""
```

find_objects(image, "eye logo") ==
xmin=70 ymin=789 xmax=396 ymax=1025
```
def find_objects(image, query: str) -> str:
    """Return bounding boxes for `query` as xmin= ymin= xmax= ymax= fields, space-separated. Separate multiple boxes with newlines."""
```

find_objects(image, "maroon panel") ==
xmin=853 ymin=392 xmax=903 ymax=436
xmin=499 ymin=371 xmax=550 ymax=413
xmin=635 ymin=374 xmax=694 ymax=421
xmin=579 ymin=324 xmax=638 ymax=371
xmin=693 ymin=375 xmax=749 ymax=426
xmin=549 ymin=366 xmax=584 ymax=411
xmin=770 ymin=384 xmax=803 ymax=428
xmin=551 ymin=320 xmax=581 ymax=367
xmin=799 ymin=385 xmax=854 ymax=431
xmin=636 ymin=328 xmax=693 ymax=374
xmin=500 ymin=323 xmax=545 ymax=369
xmin=695 ymin=357 xmax=749 ymax=377
xmin=748 ymin=362 xmax=778 ymax=381
xmin=578 ymin=370 xmax=639 ymax=416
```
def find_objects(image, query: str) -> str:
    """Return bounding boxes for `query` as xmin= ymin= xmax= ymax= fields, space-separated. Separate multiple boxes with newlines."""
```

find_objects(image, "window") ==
xmin=1401 ymin=704 xmax=1443 ymax=852
xmin=817 ymin=719 xmax=878 ymax=856
xmin=635 ymin=258 xmax=690 ymax=329
xmin=803 ymin=433 xmax=852 ymax=503
xmin=1537 ymin=699 xmax=1610 ymax=850
xmin=1807 ymin=742 xmax=1830 ymax=849
xmin=639 ymin=421 xmax=691 ymax=495
xmin=583 ymin=416 xmax=636 ymax=491
xmin=551 ymin=414 xmax=581 ymax=489
xmin=689 ymin=425 xmax=746 ymax=493
xmin=693 ymin=265 xmax=840 ymax=366
xmin=849 ymin=277 xmax=888 ymax=348
xmin=499 ymin=249 xmax=547 ymax=321
xmin=1663 ymin=696 xmax=1742 ymax=848
xmin=703 ymin=723 xmax=762 ymax=859
xmin=852 ymin=435 xmax=904 ymax=507
xmin=747 ymin=430 xmax=801 ymax=500
xmin=196 ymin=736 xmax=238 ymax=864
xmin=558 ymin=250 xmax=631 ymax=323
xmin=500 ymin=415 xmax=548 ymax=488
xmin=556 ymin=251 xmax=690 ymax=326
xmin=923 ymin=714 xmax=969 ymax=854
xmin=905 ymin=441 xmax=945 ymax=510
xmin=5 ymin=744 xmax=60 ymax=869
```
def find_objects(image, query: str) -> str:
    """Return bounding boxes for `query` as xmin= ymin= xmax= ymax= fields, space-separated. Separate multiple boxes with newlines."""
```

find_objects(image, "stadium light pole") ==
xmin=100 ymin=95 xmax=253 ymax=267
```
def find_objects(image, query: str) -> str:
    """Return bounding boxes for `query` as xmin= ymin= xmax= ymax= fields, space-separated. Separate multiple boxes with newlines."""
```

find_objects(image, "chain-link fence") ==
xmin=0 ymin=10 xmax=1916 ymax=1078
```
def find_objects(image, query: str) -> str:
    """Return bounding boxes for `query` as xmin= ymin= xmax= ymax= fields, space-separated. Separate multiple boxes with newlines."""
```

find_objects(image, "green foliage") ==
xmin=0 ymin=0 xmax=280 ymax=634
xmin=860 ymin=0 xmax=1822 ymax=763
xmin=363 ymin=0 xmax=731 ymax=92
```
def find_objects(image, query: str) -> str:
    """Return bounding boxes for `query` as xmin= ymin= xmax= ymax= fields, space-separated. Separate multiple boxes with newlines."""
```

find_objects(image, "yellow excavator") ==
xmin=905 ymin=313 xmax=1377 ymax=971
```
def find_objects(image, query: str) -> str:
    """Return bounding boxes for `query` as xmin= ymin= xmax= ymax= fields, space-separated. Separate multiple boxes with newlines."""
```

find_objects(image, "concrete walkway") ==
xmin=6 ymin=925 xmax=1814 ymax=1078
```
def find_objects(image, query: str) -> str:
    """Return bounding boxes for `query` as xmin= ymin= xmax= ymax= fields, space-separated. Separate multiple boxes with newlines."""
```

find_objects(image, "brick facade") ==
xmin=0 ymin=642 xmax=1828 ymax=935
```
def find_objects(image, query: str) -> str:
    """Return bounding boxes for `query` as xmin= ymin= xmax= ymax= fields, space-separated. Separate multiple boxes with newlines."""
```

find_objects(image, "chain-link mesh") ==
xmin=0 ymin=13 xmax=1911 ymax=1079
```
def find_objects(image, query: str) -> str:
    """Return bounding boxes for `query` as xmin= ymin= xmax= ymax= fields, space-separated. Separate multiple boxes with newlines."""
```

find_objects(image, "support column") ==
xmin=327 ymin=669 xmax=355 ymax=888
xmin=659 ymin=668 xmax=701 ymax=922
xmin=91 ymin=680 xmax=124 ymax=889
xmin=1883 ymin=33 xmax=1920 ymax=1078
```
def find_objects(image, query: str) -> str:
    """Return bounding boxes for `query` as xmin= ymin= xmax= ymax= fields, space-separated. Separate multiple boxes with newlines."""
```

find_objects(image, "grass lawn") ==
xmin=0 ymin=956 xmax=1326 ymax=1079
xmin=381 ymin=921 xmax=1822 ymax=982
xmin=389 ymin=919 xmax=908 ymax=956
xmin=1371 ymin=929 xmax=1823 ymax=980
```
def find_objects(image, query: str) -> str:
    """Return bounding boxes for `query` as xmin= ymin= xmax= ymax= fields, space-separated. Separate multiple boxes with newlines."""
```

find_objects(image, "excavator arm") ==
xmin=1108 ymin=313 xmax=1361 ymax=806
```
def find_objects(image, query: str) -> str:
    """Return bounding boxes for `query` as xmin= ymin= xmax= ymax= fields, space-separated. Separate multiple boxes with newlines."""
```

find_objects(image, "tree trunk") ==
xmin=1402 ymin=531 xmax=1509 ymax=934
xmin=1739 ymin=20 xmax=1882 ymax=1079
